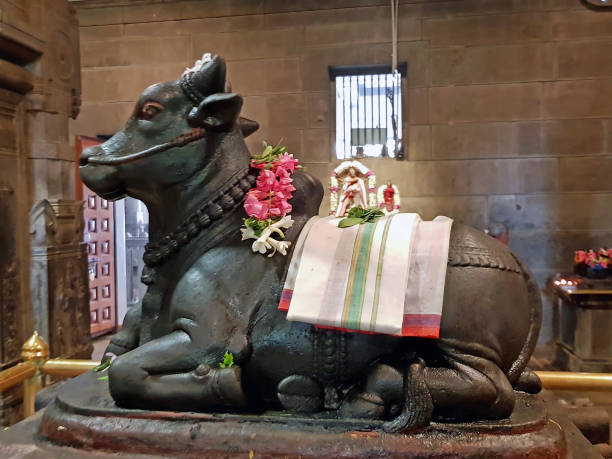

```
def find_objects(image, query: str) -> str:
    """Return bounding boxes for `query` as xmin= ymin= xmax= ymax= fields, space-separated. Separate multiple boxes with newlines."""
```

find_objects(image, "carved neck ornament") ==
xmin=143 ymin=168 xmax=256 ymax=268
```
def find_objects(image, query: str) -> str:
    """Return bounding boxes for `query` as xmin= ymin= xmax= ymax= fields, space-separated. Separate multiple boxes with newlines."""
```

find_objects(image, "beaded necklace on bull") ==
xmin=140 ymin=55 xmax=299 ymax=286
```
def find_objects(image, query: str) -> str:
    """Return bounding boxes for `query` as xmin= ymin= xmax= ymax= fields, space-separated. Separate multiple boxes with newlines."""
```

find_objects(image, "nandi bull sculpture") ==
xmin=79 ymin=55 xmax=542 ymax=431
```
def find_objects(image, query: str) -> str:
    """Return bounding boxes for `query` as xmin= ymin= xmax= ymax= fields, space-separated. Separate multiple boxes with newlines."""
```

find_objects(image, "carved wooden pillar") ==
xmin=0 ymin=0 xmax=84 ymax=426
xmin=0 ymin=0 xmax=43 ymax=426
xmin=30 ymin=200 xmax=92 ymax=360
xmin=26 ymin=0 xmax=88 ymax=360
xmin=26 ymin=0 xmax=81 ymax=205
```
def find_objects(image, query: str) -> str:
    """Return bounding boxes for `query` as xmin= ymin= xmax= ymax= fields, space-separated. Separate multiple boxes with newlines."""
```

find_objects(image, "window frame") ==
xmin=328 ymin=63 xmax=408 ymax=161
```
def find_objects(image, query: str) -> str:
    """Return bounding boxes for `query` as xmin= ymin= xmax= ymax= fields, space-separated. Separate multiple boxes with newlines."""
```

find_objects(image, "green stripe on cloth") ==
xmin=370 ymin=215 xmax=394 ymax=331
xmin=341 ymin=224 xmax=364 ymax=326
xmin=342 ymin=221 xmax=378 ymax=329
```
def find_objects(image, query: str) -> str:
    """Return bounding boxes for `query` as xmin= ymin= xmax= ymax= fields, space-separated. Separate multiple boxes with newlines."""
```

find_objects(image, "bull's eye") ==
xmin=139 ymin=102 xmax=164 ymax=120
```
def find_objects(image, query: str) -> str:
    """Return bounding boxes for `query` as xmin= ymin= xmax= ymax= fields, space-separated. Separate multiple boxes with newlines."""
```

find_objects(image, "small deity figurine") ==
xmin=329 ymin=160 xmax=376 ymax=216
xmin=377 ymin=180 xmax=400 ymax=215
xmin=336 ymin=167 xmax=368 ymax=217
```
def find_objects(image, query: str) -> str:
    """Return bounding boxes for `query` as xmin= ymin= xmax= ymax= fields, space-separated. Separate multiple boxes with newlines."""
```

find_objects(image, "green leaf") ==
xmin=338 ymin=206 xmax=384 ymax=228
xmin=362 ymin=208 xmax=384 ymax=223
xmin=244 ymin=218 xmax=271 ymax=237
xmin=346 ymin=206 xmax=366 ymax=218
xmin=351 ymin=206 xmax=384 ymax=221
xmin=252 ymin=141 xmax=290 ymax=164
xmin=97 ymin=375 xmax=109 ymax=381
xmin=338 ymin=217 xmax=364 ymax=228
xmin=93 ymin=359 xmax=111 ymax=372
xmin=219 ymin=351 xmax=234 ymax=368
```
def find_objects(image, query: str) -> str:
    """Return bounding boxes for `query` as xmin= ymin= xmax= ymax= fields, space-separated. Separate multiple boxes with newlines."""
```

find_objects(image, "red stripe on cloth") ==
xmin=278 ymin=289 xmax=293 ymax=312
xmin=314 ymin=324 xmax=379 ymax=335
xmin=313 ymin=324 xmax=440 ymax=339
xmin=280 ymin=307 xmax=441 ymax=339
xmin=400 ymin=314 xmax=441 ymax=338
xmin=400 ymin=327 xmax=440 ymax=339
xmin=402 ymin=314 xmax=441 ymax=327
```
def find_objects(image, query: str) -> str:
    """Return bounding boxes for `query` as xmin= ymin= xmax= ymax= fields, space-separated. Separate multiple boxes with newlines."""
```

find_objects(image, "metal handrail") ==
xmin=2 ymin=332 xmax=612 ymax=420
xmin=535 ymin=371 xmax=612 ymax=392
xmin=0 ymin=362 xmax=36 ymax=392
xmin=42 ymin=359 xmax=100 ymax=378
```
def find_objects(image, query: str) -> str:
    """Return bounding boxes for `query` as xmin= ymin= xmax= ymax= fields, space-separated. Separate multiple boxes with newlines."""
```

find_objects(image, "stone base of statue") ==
xmin=0 ymin=372 xmax=601 ymax=458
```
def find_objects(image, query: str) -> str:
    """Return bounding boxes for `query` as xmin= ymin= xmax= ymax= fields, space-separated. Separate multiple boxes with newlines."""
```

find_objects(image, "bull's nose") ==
xmin=80 ymin=145 xmax=103 ymax=166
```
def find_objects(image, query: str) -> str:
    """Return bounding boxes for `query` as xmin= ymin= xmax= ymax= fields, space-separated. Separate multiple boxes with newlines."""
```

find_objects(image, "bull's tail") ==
xmin=514 ymin=367 xmax=542 ymax=394
xmin=507 ymin=255 xmax=542 ymax=394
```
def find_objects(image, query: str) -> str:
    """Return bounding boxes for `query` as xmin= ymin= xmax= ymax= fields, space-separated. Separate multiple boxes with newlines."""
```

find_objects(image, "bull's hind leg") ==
xmin=277 ymin=375 xmax=323 ymax=413
xmin=384 ymin=340 xmax=515 ymax=432
xmin=108 ymin=330 xmax=247 ymax=411
xmin=339 ymin=364 xmax=404 ymax=420
xmin=426 ymin=340 xmax=516 ymax=420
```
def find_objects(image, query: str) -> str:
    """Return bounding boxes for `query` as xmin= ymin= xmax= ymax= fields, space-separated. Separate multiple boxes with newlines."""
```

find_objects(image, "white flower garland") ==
xmin=241 ymin=215 xmax=294 ymax=257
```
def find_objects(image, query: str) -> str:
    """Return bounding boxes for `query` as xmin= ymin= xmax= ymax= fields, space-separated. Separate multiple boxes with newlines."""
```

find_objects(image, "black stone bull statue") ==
xmin=79 ymin=55 xmax=542 ymax=431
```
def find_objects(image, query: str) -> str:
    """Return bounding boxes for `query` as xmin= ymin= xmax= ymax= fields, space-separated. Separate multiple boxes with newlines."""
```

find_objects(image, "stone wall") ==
xmin=71 ymin=0 xmax=612 ymax=343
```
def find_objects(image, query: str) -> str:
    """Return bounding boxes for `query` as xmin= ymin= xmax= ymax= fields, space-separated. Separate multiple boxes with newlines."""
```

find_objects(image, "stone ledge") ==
xmin=31 ymin=372 xmax=570 ymax=458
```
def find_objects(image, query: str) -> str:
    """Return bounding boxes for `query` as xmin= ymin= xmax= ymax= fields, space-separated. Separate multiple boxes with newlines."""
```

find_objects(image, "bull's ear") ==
xmin=187 ymin=93 xmax=242 ymax=131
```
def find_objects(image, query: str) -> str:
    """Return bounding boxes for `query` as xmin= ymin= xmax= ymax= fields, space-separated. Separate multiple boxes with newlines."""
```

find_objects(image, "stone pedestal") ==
xmin=4 ymin=372 xmax=573 ymax=458
xmin=553 ymin=279 xmax=612 ymax=372
xmin=30 ymin=199 xmax=92 ymax=359
xmin=0 ymin=373 xmax=604 ymax=458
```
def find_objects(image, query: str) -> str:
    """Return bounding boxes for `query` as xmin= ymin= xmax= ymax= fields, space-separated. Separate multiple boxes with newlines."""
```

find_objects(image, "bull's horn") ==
xmin=181 ymin=55 xmax=226 ymax=104
xmin=194 ymin=55 xmax=226 ymax=94
xmin=239 ymin=117 xmax=259 ymax=138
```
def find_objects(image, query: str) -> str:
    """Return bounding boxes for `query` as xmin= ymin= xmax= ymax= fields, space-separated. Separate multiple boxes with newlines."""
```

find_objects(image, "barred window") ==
xmin=330 ymin=64 xmax=406 ymax=160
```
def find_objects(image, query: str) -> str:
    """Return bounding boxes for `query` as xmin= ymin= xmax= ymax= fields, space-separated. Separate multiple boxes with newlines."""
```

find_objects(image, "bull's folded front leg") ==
xmin=109 ymin=329 xmax=247 ymax=411
xmin=109 ymin=250 xmax=265 ymax=411
xmin=103 ymin=302 xmax=142 ymax=361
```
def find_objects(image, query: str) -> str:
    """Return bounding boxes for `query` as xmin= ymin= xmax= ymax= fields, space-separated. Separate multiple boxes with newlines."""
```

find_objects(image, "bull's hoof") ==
xmin=339 ymin=392 xmax=385 ymax=420
xmin=363 ymin=363 xmax=403 ymax=406
xmin=277 ymin=375 xmax=322 ymax=413
xmin=194 ymin=364 xmax=248 ymax=408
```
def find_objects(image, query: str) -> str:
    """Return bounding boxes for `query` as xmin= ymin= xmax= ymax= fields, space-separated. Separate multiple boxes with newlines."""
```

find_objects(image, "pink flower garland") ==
xmin=244 ymin=158 xmax=297 ymax=220
xmin=574 ymin=248 xmax=612 ymax=270
xmin=241 ymin=143 xmax=301 ymax=257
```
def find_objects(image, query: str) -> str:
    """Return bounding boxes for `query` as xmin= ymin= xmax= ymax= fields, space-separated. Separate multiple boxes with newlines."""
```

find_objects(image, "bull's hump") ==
xmin=291 ymin=170 xmax=324 ymax=217
xmin=448 ymin=223 xmax=521 ymax=273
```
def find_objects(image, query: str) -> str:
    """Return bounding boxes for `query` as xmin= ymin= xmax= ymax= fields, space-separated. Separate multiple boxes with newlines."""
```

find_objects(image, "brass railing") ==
xmin=0 ymin=332 xmax=99 ymax=417
xmin=1 ymin=332 xmax=612 ymax=420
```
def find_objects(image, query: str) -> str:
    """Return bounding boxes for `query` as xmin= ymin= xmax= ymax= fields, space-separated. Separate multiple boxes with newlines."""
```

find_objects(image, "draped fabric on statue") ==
xmin=335 ymin=176 xmax=368 ymax=217
xmin=279 ymin=214 xmax=453 ymax=338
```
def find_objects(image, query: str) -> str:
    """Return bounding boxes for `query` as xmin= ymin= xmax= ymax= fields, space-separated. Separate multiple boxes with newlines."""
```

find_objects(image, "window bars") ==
xmin=330 ymin=64 xmax=406 ymax=160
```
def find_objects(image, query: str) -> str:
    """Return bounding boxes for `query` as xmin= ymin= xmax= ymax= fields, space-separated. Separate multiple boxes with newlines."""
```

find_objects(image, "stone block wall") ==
xmin=71 ymin=0 xmax=612 ymax=343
